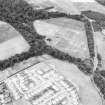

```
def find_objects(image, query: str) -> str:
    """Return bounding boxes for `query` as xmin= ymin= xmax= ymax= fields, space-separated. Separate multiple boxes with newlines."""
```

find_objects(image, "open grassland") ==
xmin=0 ymin=23 xmax=30 ymax=60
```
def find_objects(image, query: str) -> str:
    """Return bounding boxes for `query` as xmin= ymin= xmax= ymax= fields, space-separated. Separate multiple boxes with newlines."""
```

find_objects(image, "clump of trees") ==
xmin=92 ymin=21 xmax=102 ymax=32
xmin=0 ymin=0 xmax=104 ymax=101
xmin=84 ymin=19 xmax=95 ymax=59
xmin=0 ymin=0 xmax=94 ymax=76
xmin=95 ymin=0 xmax=105 ymax=6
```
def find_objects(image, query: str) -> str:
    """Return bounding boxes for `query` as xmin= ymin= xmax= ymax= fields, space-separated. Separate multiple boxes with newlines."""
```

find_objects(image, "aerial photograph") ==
xmin=0 ymin=0 xmax=105 ymax=105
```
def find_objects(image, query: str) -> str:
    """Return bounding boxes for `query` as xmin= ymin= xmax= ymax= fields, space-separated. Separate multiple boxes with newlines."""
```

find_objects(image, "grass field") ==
xmin=0 ymin=35 xmax=30 ymax=60
xmin=0 ymin=23 xmax=30 ymax=60
xmin=74 ymin=2 xmax=105 ymax=14
xmin=34 ymin=19 xmax=89 ymax=59
xmin=0 ymin=22 xmax=17 ymax=43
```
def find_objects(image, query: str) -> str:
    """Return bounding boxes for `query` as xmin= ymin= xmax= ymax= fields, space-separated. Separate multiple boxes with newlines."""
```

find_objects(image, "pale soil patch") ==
xmin=94 ymin=32 xmax=105 ymax=69
xmin=45 ymin=58 xmax=103 ymax=105
xmin=34 ymin=20 xmax=60 ymax=37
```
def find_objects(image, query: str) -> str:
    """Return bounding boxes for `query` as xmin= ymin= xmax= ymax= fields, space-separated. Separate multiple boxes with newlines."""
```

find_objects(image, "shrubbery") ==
xmin=93 ymin=72 xmax=105 ymax=99
xmin=82 ymin=10 xmax=105 ymax=22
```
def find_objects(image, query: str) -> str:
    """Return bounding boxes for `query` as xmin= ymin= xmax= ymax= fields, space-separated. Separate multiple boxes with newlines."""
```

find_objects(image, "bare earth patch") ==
xmin=34 ymin=20 xmax=89 ymax=59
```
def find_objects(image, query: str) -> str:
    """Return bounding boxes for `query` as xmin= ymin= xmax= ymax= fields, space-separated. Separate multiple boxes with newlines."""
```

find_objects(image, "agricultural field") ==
xmin=0 ymin=0 xmax=105 ymax=105
xmin=34 ymin=19 xmax=89 ymax=59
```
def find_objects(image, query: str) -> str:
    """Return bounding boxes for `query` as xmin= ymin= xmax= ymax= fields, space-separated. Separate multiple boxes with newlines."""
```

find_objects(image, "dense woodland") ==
xmin=0 ymin=0 xmax=105 ymax=101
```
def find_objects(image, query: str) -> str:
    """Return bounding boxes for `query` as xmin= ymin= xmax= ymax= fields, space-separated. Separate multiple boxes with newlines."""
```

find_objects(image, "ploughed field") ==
xmin=34 ymin=19 xmax=89 ymax=59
